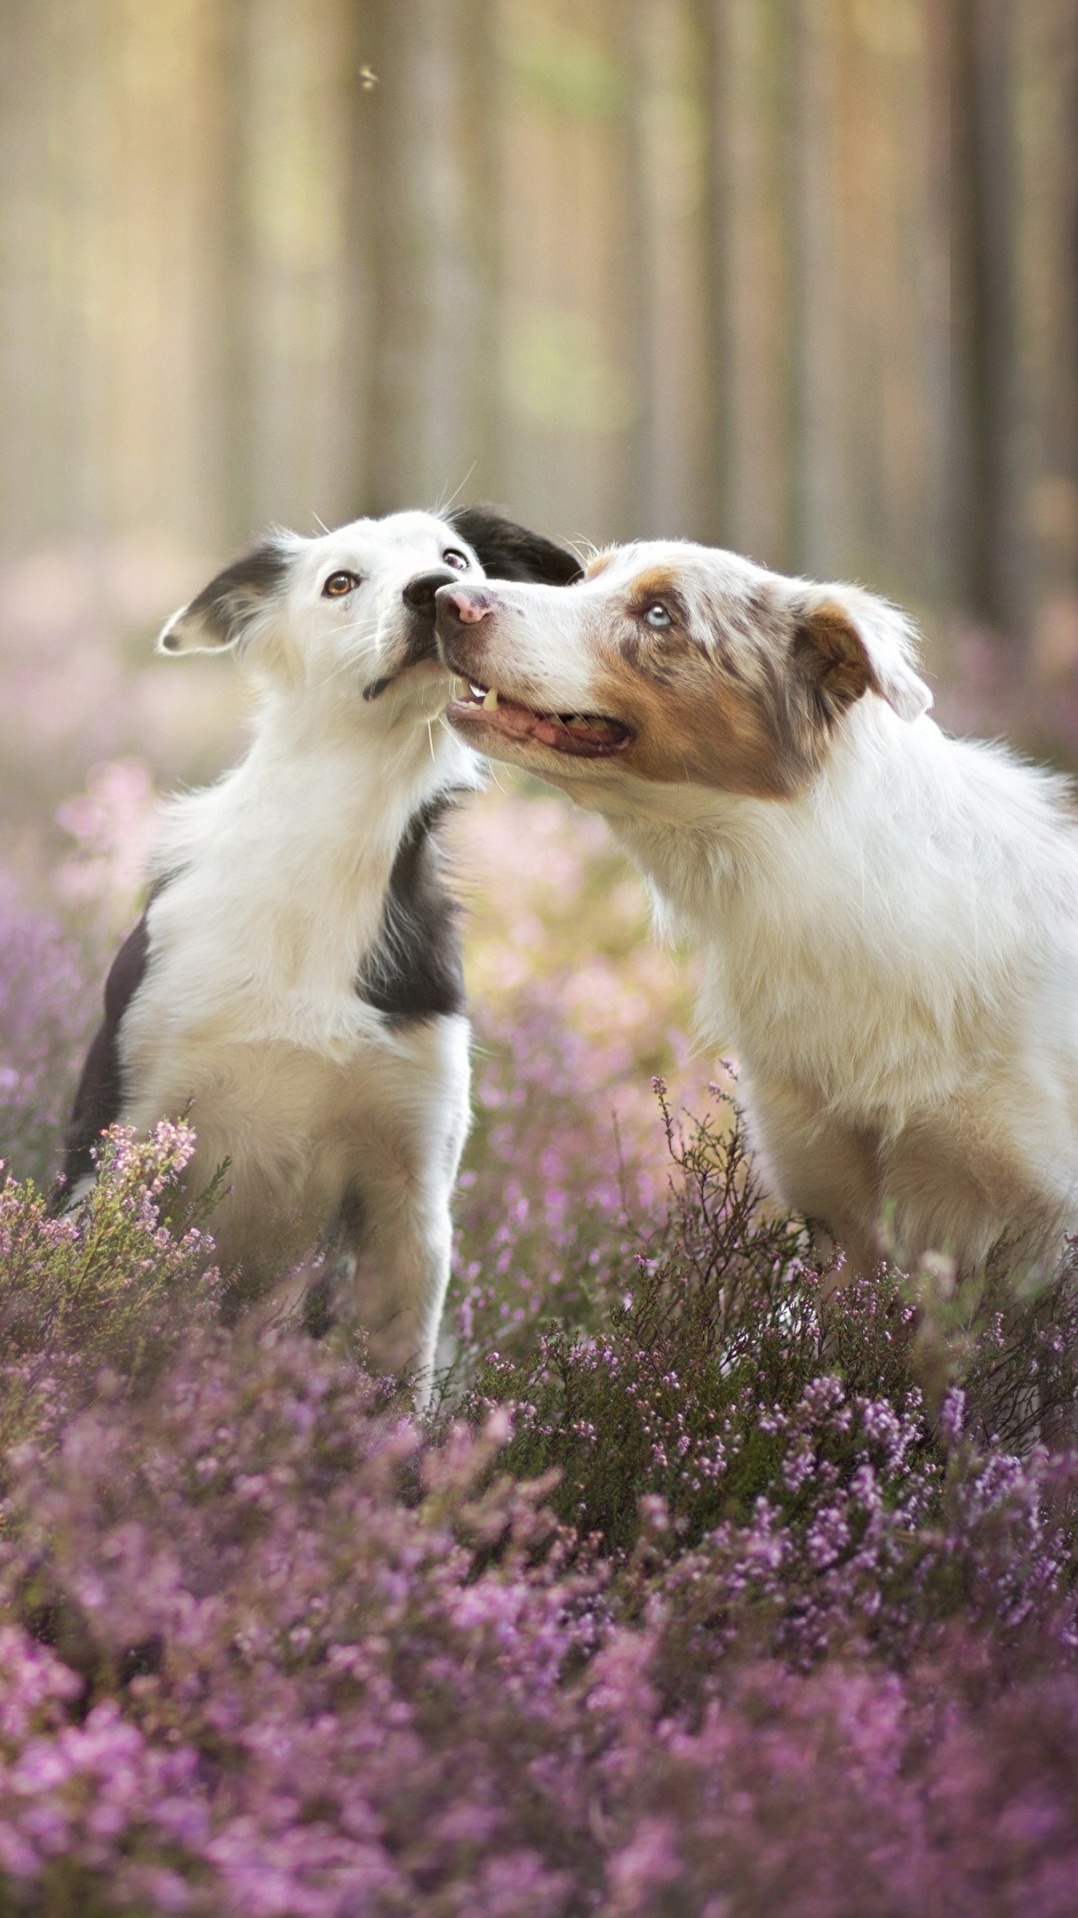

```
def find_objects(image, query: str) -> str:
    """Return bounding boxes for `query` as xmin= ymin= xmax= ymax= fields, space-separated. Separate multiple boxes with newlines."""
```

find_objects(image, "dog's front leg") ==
xmin=337 ymin=1166 xmax=458 ymax=1410
xmin=338 ymin=1018 xmax=471 ymax=1408
xmin=744 ymin=1075 xmax=883 ymax=1278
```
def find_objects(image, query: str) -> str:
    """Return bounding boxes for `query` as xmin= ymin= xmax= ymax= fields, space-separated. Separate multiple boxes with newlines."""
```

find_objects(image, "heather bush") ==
xmin=0 ymin=759 xmax=157 ymax=1192
xmin=0 ymin=788 xmax=1075 ymax=1911
xmin=0 ymin=1122 xmax=220 ymax=1464
xmin=0 ymin=1111 xmax=1072 ymax=1912
xmin=0 ymin=889 xmax=96 ymax=1190
xmin=456 ymin=1088 xmax=1078 ymax=1673
xmin=0 ymin=539 xmax=243 ymax=822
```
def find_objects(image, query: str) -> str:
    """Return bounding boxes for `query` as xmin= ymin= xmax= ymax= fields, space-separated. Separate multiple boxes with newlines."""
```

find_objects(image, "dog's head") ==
xmin=435 ymin=540 xmax=932 ymax=800
xmin=157 ymin=505 xmax=581 ymax=718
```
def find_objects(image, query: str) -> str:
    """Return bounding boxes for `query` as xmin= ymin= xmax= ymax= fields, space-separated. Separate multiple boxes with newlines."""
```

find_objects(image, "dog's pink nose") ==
xmin=439 ymin=588 xmax=491 ymax=626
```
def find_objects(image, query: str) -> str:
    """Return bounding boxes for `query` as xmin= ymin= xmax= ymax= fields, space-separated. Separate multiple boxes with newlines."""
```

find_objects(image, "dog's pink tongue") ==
xmin=532 ymin=715 xmax=571 ymax=748
xmin=492 ymin=699 xmax=563 ymax=748
xmin=494 ymin=701 xmax=622 ymax=749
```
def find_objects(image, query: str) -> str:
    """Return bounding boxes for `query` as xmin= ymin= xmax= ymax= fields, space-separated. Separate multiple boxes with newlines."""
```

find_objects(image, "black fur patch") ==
xmin=57 ymin=908 xmax=154 ymax=1196
xmin=357 ymin=797 xmax=465 ymax=1022
xmin=449 ymin=505 xmax=584 ymax=586
xmin=170 ymin=541 xmax=290 ymax=649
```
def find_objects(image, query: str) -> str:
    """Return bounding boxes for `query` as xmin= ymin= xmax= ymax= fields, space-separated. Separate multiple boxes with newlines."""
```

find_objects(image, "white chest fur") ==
xmin=613 ymin=709 xmax=1078 ymax=1271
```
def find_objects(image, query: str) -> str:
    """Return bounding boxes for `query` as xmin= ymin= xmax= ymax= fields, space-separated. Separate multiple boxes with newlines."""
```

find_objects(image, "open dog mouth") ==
xmin=447 ymin=680 xmax=633 ymax=758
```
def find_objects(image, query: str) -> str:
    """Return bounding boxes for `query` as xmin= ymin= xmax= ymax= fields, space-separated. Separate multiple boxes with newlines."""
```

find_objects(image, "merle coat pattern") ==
xmin=436 ymin=537 xmax=1078 ymax=1283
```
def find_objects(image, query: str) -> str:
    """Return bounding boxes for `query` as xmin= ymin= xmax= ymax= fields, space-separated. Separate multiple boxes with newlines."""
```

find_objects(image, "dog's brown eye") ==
xmin=322 ymin=570 xmax=360 ymax=598
xmin=644 ymin=602 xmax=672 ymax=629
xmin=442 ymin=549 xmax=470 ymax=573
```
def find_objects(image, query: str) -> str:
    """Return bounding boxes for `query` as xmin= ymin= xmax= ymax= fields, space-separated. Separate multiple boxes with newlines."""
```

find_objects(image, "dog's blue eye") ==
xmin=644 ymin=602 xmax=672 ymax=629
xmin=323 ymin=570 xmax=360 ymax=598
xmin=442 ymin=549 xmax=470 ymax=573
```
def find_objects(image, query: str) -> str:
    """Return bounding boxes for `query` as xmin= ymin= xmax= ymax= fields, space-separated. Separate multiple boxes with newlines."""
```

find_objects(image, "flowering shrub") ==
xmin=0 ymin=888 xmax=98 ymax=1190
xmin=0 ymin=536 xmax=243 ymax=823
xmin=0 ymin=1083 xmax=1070 ymax=1912
xmin=0 ymin=779 xmax=1075 ymax=1910
xmin=446 ymin=788 xmax=705 ymax=1375
xmin=0 ymin=1122 xmax=220 ymax=1464
xmin=53 ymin=758 xmax=160 ymax=937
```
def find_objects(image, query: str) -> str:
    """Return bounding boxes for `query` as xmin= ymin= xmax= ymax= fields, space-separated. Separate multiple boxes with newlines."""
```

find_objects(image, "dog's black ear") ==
xmin=157 ymin=539 xmax=292 ymax=655
xmin=448 ymin=505 xmax=583 ymax=585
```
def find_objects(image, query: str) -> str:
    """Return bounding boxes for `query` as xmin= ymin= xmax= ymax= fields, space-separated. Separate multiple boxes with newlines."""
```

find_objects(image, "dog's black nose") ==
xmin=403 ymin=568 xmax=461 ymax=614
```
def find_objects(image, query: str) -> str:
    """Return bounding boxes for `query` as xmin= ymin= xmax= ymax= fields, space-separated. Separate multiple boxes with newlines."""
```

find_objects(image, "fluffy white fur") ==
xmin=70 ymin=511 xmax=484 ymax=1399
xmin=437 ymin=540 xmax=1078 ymax=1277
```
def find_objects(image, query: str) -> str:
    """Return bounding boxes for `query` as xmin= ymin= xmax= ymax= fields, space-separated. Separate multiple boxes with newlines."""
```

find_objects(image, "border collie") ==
xmin=59 ymin=505 xmax=581 ymax=1397
xmin=436 ymin=540 xmax=1078 ymax=1279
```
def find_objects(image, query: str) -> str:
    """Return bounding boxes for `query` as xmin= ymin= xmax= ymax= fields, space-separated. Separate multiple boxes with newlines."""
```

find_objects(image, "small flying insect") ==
xmin=359 ymin=63 xmax=379 ymax=90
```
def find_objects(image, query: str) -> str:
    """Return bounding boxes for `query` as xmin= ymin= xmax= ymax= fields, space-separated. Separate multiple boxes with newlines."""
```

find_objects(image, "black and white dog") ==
xmin=60 ymin=505 xmax=581 ymax=1397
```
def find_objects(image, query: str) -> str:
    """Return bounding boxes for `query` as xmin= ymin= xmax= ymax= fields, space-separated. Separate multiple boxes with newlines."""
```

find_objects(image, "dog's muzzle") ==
xmin=364 ymin=568 xmax=464 ymax=700
xmin=401 ymin=566 xmax=468 ymax=667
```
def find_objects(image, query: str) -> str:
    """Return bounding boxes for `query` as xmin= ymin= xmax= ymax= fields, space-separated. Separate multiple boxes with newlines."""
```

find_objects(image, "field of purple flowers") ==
xmin=1 ymin=569 xmax=1078 ymax=1913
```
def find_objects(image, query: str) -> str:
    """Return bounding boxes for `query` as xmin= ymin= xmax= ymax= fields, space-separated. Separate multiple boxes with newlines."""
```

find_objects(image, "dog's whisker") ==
xmin=430 ymin=462 xmax=476 ymax=520
xmin=318 ymin=621 xmax=386 ymax=687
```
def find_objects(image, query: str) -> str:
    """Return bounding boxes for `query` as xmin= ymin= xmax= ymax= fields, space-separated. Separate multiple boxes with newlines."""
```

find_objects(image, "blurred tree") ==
xmin=946 ymin=0 xmax=1078 ymax=653
xmin=222 ymin=0 xmax=367 ymax=536
xmin=0 ymin=0 xmax=1074 ymax=659
xmin=699 ymin=0 xmax=797 ymax=568
xmin=497 ymin=0 xmax=637 ymax=545
xmin=949 ymin=0 xmax=1022 ymax=633
xmin=361 ymin=0 xmax=499 ymax=514
xmin=625 ymin=0 xmax=712 ymax=542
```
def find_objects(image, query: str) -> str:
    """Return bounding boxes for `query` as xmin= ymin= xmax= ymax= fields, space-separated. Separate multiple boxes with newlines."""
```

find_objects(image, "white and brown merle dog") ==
xmin=437 ymin=542 xmax=1078 ymax=1283
xmin=59 ymin=505 xmax=581 ymax=1396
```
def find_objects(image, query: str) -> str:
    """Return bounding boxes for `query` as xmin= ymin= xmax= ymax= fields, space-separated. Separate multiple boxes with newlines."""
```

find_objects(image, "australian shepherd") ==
xmin=436 ymin=541 xmax=1078 ymax=1279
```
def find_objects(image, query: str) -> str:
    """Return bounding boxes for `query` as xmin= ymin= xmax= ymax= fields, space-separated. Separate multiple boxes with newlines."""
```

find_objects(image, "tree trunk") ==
xmin=362 ymin=0 xmax=499 ymax=515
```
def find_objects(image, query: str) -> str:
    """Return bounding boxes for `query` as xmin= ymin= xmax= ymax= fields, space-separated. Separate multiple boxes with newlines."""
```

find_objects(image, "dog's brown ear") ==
xmin=158 ymin=540 xmax=291 ymax=655
xmin=792 ymin=588 xmax=931 ymax=724
xmin=448 ymin=504 xmax=584 ymax=585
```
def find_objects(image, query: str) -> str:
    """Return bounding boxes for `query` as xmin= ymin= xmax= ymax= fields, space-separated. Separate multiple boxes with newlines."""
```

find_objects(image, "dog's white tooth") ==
xmin=482 ymin=686 xmax=500 ymax=711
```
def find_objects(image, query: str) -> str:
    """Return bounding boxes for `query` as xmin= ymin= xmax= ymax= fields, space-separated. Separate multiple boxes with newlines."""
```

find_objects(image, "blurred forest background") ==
xmin=1 ymin=0 xmax=1077 ymax=808
xmin=1 ymin=1 xmax=1076 ymax=617
xmin=1 ymin=0 xmax=1077 ymax=1179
